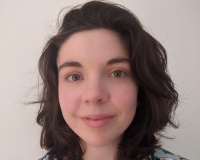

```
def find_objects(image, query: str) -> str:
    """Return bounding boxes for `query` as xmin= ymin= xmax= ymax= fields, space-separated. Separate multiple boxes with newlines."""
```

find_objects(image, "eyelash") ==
xmin=65 ymin=70 xmax=127 ymax=82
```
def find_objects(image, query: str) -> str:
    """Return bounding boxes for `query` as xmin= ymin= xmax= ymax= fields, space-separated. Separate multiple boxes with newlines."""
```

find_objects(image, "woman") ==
xmin=37 ymin=1 xmax=187 ymax=160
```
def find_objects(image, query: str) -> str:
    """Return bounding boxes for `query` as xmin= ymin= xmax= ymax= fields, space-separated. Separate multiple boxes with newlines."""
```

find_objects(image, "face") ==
xmin=57 ymin=28 xmax=138 ymax=148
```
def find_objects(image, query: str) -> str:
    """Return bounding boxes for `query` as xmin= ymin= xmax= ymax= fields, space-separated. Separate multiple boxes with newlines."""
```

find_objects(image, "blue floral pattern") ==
xmin=149 ymin=148 xmax=188 ymax=160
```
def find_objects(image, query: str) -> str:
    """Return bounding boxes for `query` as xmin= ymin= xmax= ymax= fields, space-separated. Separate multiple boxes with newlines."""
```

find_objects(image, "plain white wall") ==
xmin=0 ymin=0 xmax=199 ymax=159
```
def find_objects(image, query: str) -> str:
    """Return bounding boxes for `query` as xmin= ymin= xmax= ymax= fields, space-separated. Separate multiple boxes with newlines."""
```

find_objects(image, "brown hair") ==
xmin=36 ymin=0 xmax=179 ymax=159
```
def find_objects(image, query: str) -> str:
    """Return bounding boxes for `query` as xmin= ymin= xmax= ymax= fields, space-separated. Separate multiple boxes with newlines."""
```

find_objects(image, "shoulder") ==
xmin=148 ymin=148 xmax=188 ymax=160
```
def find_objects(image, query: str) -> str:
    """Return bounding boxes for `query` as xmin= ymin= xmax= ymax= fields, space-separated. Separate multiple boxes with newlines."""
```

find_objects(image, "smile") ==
xmin=81 ymin=114 xmax=114 ymax=128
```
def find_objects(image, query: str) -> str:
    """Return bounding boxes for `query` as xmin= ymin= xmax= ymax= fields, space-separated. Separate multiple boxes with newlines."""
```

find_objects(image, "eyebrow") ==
xmin=58 ymin=57 xmax=130 ymax=72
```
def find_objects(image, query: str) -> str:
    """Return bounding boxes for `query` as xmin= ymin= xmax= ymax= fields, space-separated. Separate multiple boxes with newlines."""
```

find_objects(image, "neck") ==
xmin=80 ymin=137 xmax=121 ymax=160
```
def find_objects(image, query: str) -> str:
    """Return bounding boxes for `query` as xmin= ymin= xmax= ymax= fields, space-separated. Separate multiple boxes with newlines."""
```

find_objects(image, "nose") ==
xmin=82 ymin=77 xmax=109 ymax=105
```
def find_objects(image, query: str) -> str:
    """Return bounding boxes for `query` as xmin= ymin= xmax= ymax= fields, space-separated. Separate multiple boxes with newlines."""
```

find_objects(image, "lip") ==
xmin=81 ymin=114 xmax=113 ymax=120
xmin=81 ymin=114 xmax=114 ymax=128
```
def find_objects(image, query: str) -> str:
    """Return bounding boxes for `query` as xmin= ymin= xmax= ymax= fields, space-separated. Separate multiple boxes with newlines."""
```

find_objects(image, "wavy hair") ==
xmin=36 ymin=1 xmax=179 ymax=160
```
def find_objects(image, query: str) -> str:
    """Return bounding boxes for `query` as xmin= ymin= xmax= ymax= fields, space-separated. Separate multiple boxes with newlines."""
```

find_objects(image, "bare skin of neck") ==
xmin=80 ymin=136 xmax=121 ymax=160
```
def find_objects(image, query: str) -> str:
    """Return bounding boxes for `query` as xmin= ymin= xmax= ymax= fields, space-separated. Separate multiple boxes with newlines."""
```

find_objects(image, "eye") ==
xmin=66 ymin=74 xmax=82 ymax=82
xmin=111 ymin=70 xmax=126 ymax=77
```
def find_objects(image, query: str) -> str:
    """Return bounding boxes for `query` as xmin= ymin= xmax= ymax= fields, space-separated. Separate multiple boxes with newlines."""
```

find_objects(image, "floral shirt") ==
xmin=39 ymin=148 xmax=188 ymax=160
xmin=148 ymin=148 xmax=188 ymax=160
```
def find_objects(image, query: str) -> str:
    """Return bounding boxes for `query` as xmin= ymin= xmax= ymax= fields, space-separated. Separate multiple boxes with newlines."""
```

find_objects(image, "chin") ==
xmin=80 ymin=132 xmax=122 ymax=148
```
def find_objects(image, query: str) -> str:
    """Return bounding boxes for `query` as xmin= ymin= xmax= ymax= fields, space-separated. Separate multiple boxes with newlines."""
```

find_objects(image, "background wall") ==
xmin=0 ymin=0 xmax=199 ymax=159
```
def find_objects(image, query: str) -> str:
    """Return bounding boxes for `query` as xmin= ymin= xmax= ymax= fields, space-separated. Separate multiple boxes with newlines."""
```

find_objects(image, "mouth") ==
xmin=81 ymin=114 xmax=113 ymax=120
xmin=81 ymin=114 xmax=114 ymax=128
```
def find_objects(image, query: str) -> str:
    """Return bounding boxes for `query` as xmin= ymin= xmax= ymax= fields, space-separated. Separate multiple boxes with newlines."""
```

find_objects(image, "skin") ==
xmin=57 ymin=28 xmax=138 ymax=160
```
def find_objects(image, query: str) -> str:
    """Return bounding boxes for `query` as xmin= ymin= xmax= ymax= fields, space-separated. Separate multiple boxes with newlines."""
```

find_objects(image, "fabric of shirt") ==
xmin=39 ymin=148 xmax=188 ymax=160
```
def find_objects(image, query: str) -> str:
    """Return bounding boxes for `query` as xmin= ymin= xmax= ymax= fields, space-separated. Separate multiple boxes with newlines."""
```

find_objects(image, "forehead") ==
xmin=57 ymin=28 xmax=129 ymax=67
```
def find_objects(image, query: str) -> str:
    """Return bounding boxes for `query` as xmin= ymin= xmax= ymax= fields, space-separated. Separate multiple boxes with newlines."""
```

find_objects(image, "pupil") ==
xmin=72 ymin=75 xmax=79 ymax=81
xmin=114 ymin=71 xmax=122 ymax=77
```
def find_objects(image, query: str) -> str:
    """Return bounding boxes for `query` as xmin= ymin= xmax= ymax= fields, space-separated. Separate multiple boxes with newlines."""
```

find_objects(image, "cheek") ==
xmin=112 ymin=82 xmax=138 ymax=115
xmin=58 ymin=87 xmax=81 ymax=114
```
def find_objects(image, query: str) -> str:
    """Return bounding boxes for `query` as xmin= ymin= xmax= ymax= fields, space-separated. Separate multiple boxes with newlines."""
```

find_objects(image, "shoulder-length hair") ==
xmin=36 ymin=1 xmax=179 ymax=160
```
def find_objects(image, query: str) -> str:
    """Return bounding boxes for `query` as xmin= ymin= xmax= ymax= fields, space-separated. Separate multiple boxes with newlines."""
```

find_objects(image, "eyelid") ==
xmin=109 ymin=67 xmax=128 ymax=75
